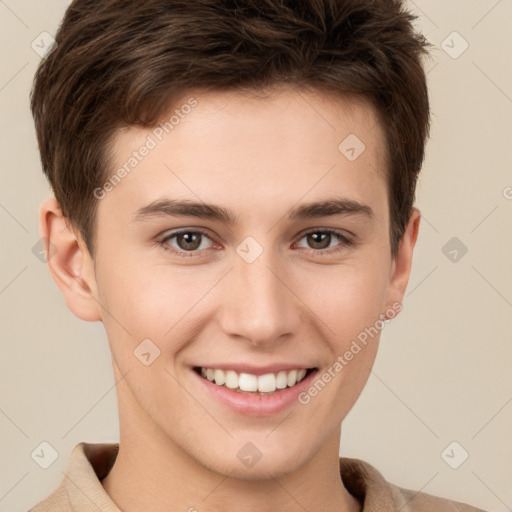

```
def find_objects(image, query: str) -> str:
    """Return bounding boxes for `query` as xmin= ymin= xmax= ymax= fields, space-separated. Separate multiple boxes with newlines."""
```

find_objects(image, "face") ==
xmin=46 ymin=85 xmax=418 ymax=479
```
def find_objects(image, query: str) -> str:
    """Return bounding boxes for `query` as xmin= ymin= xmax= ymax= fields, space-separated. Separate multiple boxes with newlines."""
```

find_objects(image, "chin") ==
xmin=196 ymin=443 xmax=311 ymax=481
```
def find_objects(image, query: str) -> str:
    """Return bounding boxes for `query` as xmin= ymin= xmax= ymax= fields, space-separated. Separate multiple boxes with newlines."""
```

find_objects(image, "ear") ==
xmin=39 ymin=197 xmax=102 ymax=322
xmin=384 ymin=207 xmax=421 ymax=316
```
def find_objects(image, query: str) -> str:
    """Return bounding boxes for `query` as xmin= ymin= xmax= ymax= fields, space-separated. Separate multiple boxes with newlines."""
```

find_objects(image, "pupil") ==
xmin=178 ymin=232 xmax=201 ymax=250
xmin=308 ymin=232 xmax=330 ymax=249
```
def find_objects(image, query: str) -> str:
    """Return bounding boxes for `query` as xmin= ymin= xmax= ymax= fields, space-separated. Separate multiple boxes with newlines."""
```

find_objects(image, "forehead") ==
xmin=103 ymin=86 xmax=388 ymax=220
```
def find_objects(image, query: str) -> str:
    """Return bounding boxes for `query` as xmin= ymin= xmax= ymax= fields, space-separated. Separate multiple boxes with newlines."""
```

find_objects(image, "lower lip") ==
xmin=192 ymin=368 xmax=318 ymax=417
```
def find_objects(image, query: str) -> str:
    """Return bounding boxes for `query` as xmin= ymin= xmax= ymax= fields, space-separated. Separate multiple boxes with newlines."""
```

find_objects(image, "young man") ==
xmin=28 ymin=1 xmax=487 ymax=511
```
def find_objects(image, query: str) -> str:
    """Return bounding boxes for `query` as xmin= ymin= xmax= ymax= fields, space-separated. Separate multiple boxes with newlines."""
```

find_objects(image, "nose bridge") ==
xmin=218 ymin=243 xmax=299 ymax=346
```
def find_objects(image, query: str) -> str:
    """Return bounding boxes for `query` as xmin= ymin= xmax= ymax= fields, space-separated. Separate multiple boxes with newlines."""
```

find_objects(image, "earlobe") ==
xmin=384 ymin=207 xmax=421 ymax=315
xmin=39 ymin=197 xmax=102 ymax=322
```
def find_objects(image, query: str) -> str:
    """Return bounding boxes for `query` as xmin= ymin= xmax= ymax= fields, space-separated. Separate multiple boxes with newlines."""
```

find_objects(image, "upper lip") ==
xmin=193 ymin=363 xmax=316 ymax=376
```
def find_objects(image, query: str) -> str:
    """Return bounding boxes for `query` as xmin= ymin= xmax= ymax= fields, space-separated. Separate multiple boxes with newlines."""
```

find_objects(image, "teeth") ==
xmin=214 ymin=369 xmax=225 ymax=385
xmin=287 ymin=369 xmax=297 ymax=387
xmin=257 ymin=373 xmax=276 ymax=393
xmin=199 ymin=367 xmax=310 ymax=394
xmin=276 ymin=371 xmax=288 ymax=389
xmin=225 ymin=370 xmax=238 ymax=389
xmin=239 ymin=372 xmax=258 ymax=392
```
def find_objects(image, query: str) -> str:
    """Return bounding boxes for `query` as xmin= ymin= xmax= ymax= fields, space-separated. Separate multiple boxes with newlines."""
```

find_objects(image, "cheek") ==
xmin=291 ymin=258 xmax=390 ymax=341
xmin=98 ymin=262 xmax=220 ymax=351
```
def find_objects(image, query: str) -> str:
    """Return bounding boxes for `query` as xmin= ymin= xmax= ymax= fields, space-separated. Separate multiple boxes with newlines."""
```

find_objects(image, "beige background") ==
xmin=1 ymin=1 xmax=511 ymax=511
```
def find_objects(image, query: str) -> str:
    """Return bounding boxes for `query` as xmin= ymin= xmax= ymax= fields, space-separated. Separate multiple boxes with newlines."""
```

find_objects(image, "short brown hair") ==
xmin=30 ymin=0 xmax=431 ymax=258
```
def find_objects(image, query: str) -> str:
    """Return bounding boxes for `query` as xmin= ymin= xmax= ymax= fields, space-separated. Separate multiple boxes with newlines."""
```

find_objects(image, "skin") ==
xmin=40 ymin=85 xmax=420 ymax=512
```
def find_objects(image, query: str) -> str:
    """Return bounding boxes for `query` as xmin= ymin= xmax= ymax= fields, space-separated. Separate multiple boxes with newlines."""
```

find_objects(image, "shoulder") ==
xmin=388 ymin=481 xmax=488 ymax=511
xmin=27 ymin=442 xmax=120 ymax=512
xmin=339 ymin=456 xmax=488 ymax=512
xmin=27 ymin=483 xmax=71 ymax=511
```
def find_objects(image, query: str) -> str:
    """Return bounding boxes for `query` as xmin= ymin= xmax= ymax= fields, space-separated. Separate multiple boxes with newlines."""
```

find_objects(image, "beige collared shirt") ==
xmin=28 ymin=442 xmax=487 ymax=511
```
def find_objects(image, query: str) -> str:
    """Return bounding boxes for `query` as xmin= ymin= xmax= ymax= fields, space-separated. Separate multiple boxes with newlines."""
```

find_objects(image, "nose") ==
xmin=217 ymin=248 xmax=301 ymax=348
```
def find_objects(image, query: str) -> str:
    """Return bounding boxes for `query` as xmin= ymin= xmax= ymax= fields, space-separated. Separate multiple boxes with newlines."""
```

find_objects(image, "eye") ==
xmin=159 ymin=227 xmax=354 ymax=258
xmin=294 ymin=228 xmax=354 ymax=253
xmin=160 ymin=229 xmax=215 ymax=257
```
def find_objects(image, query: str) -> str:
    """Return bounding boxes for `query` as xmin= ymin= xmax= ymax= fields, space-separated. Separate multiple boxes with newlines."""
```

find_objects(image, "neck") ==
xmin=102 ymin=437 xmax=361 ymax=512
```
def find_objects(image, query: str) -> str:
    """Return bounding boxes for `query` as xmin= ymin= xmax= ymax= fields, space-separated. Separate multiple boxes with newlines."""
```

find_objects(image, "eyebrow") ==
xmin=132 ymin=197 xmax=374 ymax=224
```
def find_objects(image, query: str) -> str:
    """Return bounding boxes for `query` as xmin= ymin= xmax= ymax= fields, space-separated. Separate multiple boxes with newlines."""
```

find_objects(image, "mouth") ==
xmin=193 ymin=366 xmax=317 ymax=396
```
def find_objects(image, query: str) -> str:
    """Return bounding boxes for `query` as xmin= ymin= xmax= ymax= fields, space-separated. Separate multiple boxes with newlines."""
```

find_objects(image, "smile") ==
xmin=194 ymin=367 xmax=316 ymax=395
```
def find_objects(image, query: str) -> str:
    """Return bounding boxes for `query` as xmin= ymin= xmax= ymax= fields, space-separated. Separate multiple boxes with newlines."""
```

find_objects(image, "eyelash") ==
xmin=159 ymin=228 xmax=354 ymax=258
